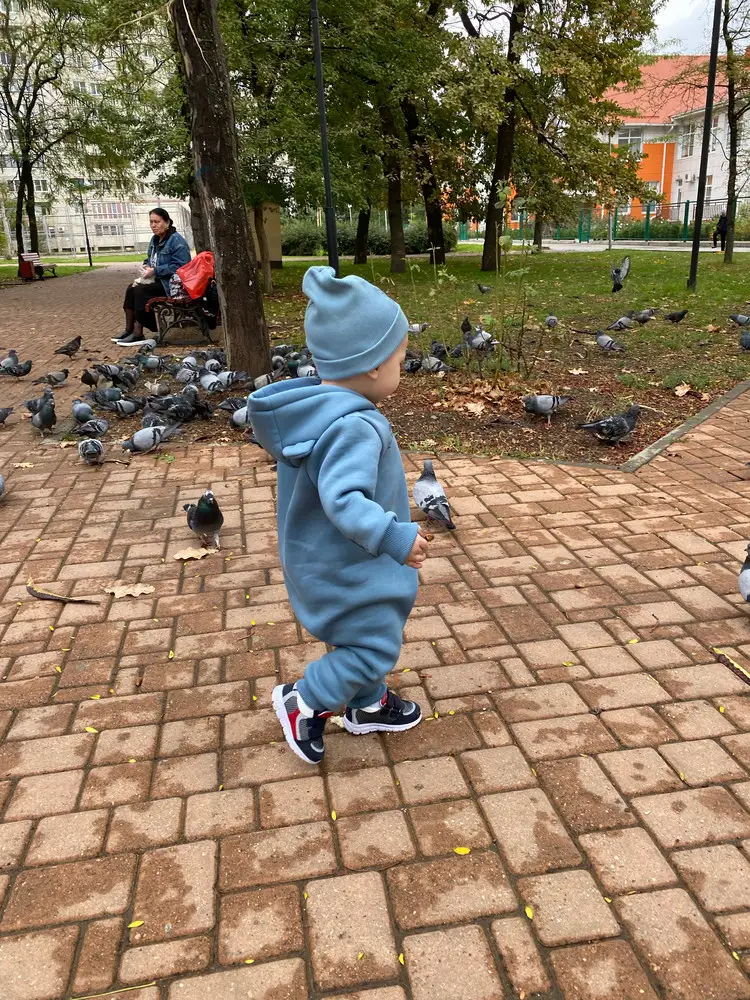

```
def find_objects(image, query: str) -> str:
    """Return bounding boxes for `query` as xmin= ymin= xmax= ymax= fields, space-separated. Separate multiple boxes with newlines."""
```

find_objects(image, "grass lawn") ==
xmin=261 ymin=250 xmax=750 ymax=463
xmin=0 ymin=263 xmax=97 ymax=281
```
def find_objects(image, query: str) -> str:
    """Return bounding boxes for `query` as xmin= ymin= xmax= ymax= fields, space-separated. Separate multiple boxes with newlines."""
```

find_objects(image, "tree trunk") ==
xmin=13 ymin=167 xmax=25 ymax=259
xmin=189 ymin=183 xmax=210 ymax=252
xmin=478 ymin=1 xmax=525 ymax=272
xmin=172 ymin=0 xmax=268 ymax=376
xmin=24 ymin=165 xmax=39 ymax=254
xmin=533 ymin=216 xmax=543 ymax=250
xmin=353 ymin=206 xmax=370 ymax=264
xmin=253 ymin=202 xmax=274 ymax=293
xmin=379 ymin=102 xmax=406 ymax=273
xmin=400 ymin=97 xmax=445 ymax=265
xmin=723 ymin=0 xmax=738 ymax=263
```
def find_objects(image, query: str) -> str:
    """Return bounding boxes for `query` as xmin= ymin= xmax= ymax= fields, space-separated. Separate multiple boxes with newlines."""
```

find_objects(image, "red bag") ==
xmin=176 ymin=251 xmax=215 ymax=299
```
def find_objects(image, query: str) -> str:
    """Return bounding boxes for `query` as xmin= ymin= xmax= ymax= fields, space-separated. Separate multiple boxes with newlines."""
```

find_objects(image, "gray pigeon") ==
xmin=121 ymin=424 xmax=180 ymax=454
xmin=0 ymin=349 xmax=18 ymax=369
xmin=216 ymin=370 xmax=247 ymax=389
xmin=24 ymin=388 xmax=53 ymax=414
xmin=31 ymin=400 xmax=56 ymax=434
xmin=730 ymin=315 xmax=750 ymax=327
xmin=665 ymin=310 xmax=688 ymax=324
xmin=477 ymin=283 xmax=492 ymax=295
xmin=0 ymin=359 xmax=32 ymax=377
xmin=413 ymin=459 xmax=456 ymax=530
xmin=421 ymin=355 xmax=450 ymax=373
xmin=78 ymin=439 xmax=104 ymax=466
xmin=741 ymin=332 xmax=750 ymax=352
xmin=297 ymin=362 xmax=318 ymax=378
xmin=102 ymin=397 xmax=143 ymax=417
xmin=611 ymin=256 xmax=630 ymax=293
xmin=608 ymin=316 xmax=634 ymax=331
xmin=408 ymin=322 xmax=429 ymax=335
xmin=739 ymin=544 xmax=750 ymax=603
xmin=144 ymin=381 xmax=170 ymax=396
xmin=32 ymin=369 xmax=68 ymax=387
xmin=596 ymin=331 xmax=626 ymax=353
xmin=633 ymin=308 xmax=656 ymax=324
xmin=199 ymin=370 xmax=222 ymax=392
xmin=577 ymin=405 xmax=641 ymax=443
xmin=72 ymin=398 xmax=94 ymax=423
xmin=0 ymin=406 xmax=13 ymax=426
xmin=184 ymin=489 xmax=224 ymax=549
xmin=403 ymin=358 xmax=422 ymax=374
xmin=545 ymin=315 xmax=558 ymax=329
xmin=73 ymin=418 xmax=109 ymax=438
xmin=523 ymin=394 xmax=571 ymax=427
xmin=231 ymin=406 xmax=251 ymax=428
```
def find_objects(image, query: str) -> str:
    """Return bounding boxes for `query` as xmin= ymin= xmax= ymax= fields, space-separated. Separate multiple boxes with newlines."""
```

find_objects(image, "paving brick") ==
xmin=81 ymin=760 xmax=152 ymax=808
xmin=222 ymin=708 xmax=280 ymax=748
xmin=556 ymin=622 xmax=616 ymax=649
xmin=0 ymin=732 xmax=93 ymax=779
xmin=576 ymin=673 xmax=672 ymax=711
xmin=383 ymin=714 xmax=481 ymax=762
xmin=659 ymin=739 xmax=746 ymax=786
xmin=71 ymin=917 xmax=122 ymax=996
xmin=471 ymin=709 xmax=512 ymax=746
xmin=537 ymin=757 xmax=636 ymax=832
xmin=326 ymin=766 xmax=399 ymax=816
xmin=660 ymin=699 xmax=737 ymax=739
xmin=73 ymin=692 xmax=165 ymax=732
xmin=617 ymin=888 xmax=750 ymax=1000
xmin=517 ymin=869 xmax=620 ymax=946
xmin=259 ymin=775 xmax=328 ymax=828
xmin=491 ymin=916 xmax=551 ymax=998
xmin=130 ymin=841 xmax=216 ymax=945
xmin=306 ymin=872 xmax=398 ymax=990
xmin=158 ymin=716 xmax=220 ymax=756
xmin=0 ymin=820 xmax=32 ymax=871
xmin=184 ymin=787 xmax=255 ymax=840
xmin=550 ymin=940 xmax=660 ymax=1000
xmin=323 ymin=731 xmax=389 ymax=771
xmin=394 ymin=756 xmax=468 ymax=803
xmin=512 ymin=713 xmax=618 ymax=761
xmin=671 ymin=844 xmax=750 ymax=912
xmin=220 ymin=821 xmax=337 ymax=890
xmin=634 ymin=787 xmax=750 ymax=848
xmin=460 ymin=745 xmax=537 ymax=795
xmin=628 ymin=639 xmax=692 ymax=669
xmin=422 ymin=660 xmax=507 ymax=699
xmin=717 ymin=911 xmax=750 ymax=949
xmin=93 ymin=725 xmax=159 ymax=765
xmin=408 ymin=799 xmax=492 ymax=856
xmin=165 ymin=959 xmax=307 ymax=999
xmin=5 ymin=704 xmax=73 ymax=741
xmin=404 ymin=924 xmax=504 ymax=1000
xmin=5 ymin=769 xmax=83 ymax=820
xmin=218 ymin=885 xmax=303 ymax=964
xmin=336 ymin=810 xmax=415 ymax=869
xmin=494 ymin=682 xmax=588 ymax=722
xmin=719 ymin=696 xmax=750 ymax=731
xmin=120 ymin=935 xmax=213 ymax=983
xmin=480 ymin=788 xmax=581 ymax=874
xmin=722 ymin=733 xmax=750 ymax=769
xmin=579 ymin=828 xmax=678 ymax=893
xmin=152 ymin=753 xmax=218 ymax=798
xmin=598 ymin=747 xmax=684 ymax=795
xmin=26 ymin=809 xmax=108 ymax=865
xmin=601 ymin=706 xmax=678 ymax=747
xmin=164 ymin=680 xmax=250 ymax=720
xmin=223 ymin=743 xmax=314 ymax=787
xmin=657 ymin=663 xmax=749 ymax=699
xmin=107 ymin=798 xmax=183 ymax=853
xmin=0 ymin=926 xmax=79 ymax=1000
xmin=2 ymin=855 xmax=135 ymax=929
xmin=578 ymin=645 xmax=642 ymax=676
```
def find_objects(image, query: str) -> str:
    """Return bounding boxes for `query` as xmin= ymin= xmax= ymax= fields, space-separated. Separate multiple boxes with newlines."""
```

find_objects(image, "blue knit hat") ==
xmin=302 ymin=266 xmax=408 ymax=380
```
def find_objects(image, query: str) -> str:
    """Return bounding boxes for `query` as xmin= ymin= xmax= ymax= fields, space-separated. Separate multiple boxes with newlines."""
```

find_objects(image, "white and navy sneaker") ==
xmin=344 ymin=690 xmax=422 ymax=735
xmin=272 ymin=683 xmax=333 ymax=765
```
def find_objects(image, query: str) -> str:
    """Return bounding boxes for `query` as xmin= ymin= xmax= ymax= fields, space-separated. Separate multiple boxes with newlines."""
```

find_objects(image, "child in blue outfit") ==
xmin=248 ymin=266 xmax=429 ymax=763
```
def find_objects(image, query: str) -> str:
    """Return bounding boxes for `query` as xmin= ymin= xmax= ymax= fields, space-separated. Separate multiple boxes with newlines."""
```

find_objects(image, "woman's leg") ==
xmin=122 ymin=284 xmax=136 ymax=334
xmin=133 ymin=281 xmax=162 ymax=335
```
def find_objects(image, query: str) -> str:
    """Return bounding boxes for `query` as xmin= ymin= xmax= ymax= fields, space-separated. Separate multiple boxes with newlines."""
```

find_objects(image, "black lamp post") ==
xmin=687 ymin=0 xmax=723 ymax=291
xmin=311 ymin=0 xmax=339 ymax=275
xmin=75 ymin=179 xmax=93 ymax=269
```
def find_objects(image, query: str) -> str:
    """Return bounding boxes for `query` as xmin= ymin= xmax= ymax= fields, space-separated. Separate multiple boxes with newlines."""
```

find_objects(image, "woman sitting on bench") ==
xmin=117 ymin=208 xmax=191 ymax=344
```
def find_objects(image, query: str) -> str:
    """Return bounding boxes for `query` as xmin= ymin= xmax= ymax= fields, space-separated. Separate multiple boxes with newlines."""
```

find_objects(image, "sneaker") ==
xmin=272 ymin=683 xmax=333 ymax=764
xmin=114 ymin=330 xmax=142 ymax=344
xmin=344 ymin=689 xmax=422 ymax=735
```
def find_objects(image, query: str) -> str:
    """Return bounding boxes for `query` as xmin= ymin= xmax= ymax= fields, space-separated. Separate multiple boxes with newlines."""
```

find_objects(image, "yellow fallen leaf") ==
xmin=720 ymin=706 xmax=726 ymax=713
xmin=357 ymin=952 xmax=364 ymax=960
xmin=173 ymin=546 xmax=215 ymax=561
xmin=168 ymin=650 xmax=175 ymax=660
xmin=252 ymin=695 xmax=258 ymax=702
xmin=244 ymin=958 xmax=255 ymax=964
xmin=454 ymin=846 xmax=471 ymax=856
xmin=679 ymin=772 xmax=686 ymax=781
xmin=626 ymin=638 xmax=639 ymax=644
xmin=402 ymin=667 xmax=411 ymax=673
xmin=562 ymin=661 xmax=575 ymax=667
xmin=303 ymin=891 xmax=308 ymax=900
xmin=449 ymin=710 xmax=455 ymax=715
xmin=127 ymin=920 xmax=144 ymax=929
xmin=251 ymin=620 xmax=256 ymax=626
xmin=89 ymin=694 xmax=101 ymax=700
xmin=604 ymin=896 xmax=612 ymax=903
xmin=331 ymin=810 xmax=337 ymax=821
xmin=219 ymin=784 xmax=224 ymax=791
xmin=525 ymin=904 xmax=534 ymax=920
xmin=85 ymin=726 xmax=98 ymax=734
xmin=433 ymin=710 xmax=439 ymax=719
xmin=49 ymin=625 xmax=54 ymax=632
xmin=267 ymin=621 xmax=276 ymax=625
xmin=530 ymin=768 xmax=537 ymax=776
xmin=55 ymin=666 xmax=62 ymax=673
xmin=733 ymin=950 xmax=741 ymax=961
xmin=398 ymin=953 xmax=405 ymax=966
xmin=128 ymin=758 xmax=136 ymax=763
xmin=104 ymin=583 xmax=156 ymax=599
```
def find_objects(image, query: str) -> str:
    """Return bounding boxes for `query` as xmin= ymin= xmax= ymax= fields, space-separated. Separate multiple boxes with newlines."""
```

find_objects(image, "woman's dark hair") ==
xmin=149 ymin=206 xmax=176 ymax=238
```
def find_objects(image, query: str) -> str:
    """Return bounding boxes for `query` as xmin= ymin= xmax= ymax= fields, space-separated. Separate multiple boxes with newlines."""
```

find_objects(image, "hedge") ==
xmin=281 ymin=217 xmax=458 ymax=256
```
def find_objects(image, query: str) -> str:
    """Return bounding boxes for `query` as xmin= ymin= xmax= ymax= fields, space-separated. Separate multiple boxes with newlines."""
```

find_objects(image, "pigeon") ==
xmin=32 ymin=369 xmax=68 ymax=387
xmin=121 ymin=424 xmax=180 ymax=453
xmin=25 ymin=388 xmax=53 ymax=414
xmin=477 ymin=283 xmax=493 ymax=294
xmin=101 ymin=397 xmax=144 ymax=417
xmin=465 ymin=323 xmax=496 ymax=353
xmin=176 ymin=366 xmax=200 ymax=384
xmin=665 ymin=309 xmax=688 ymax=324
xmin=183 ymin=489 xmax=224 ymax=549
xmin=89 ymin=387 xmax=122 ymax=405
xmin=607 ymin=316 xmax=634 ymax=331
xmin=135 ymin=354 xmax=162 ymax=371
xmin=461 ymin=316 xmax=472 ymax=337
xmin=73 ymin=418 xmax=109 ymax=438
xmin=31 ymin=399 xmax=56 ymax=434
xmin=54 ymin=335 xmax=82 ymax=358
xmin=611 ymin=255 xmax=630 ymax=293
xmin=251 ymin=373 xmax=275 ymax=390
xmin=740 ymin=332 xmax=750 ymax=352
xmin=218 ymin=397 xmax=246 ymax=413
xmin=545 ymin=315 xmax=558 ymax=328
xmin=297 ymin=362 xmax=318 ymax=378
xmin=450 ymin=342 xmax=467 ymax=359
xmin=92 ymin=364 xmax=122 ymax=381
xmin=577 ymin=405 xmax=641 ymax=443
xmin=421 ymin=355 xmax=451 ymax=373
xmin=523 ymin=394 xmax=571 ymax=427
xmin=596 ymin=331 xmax=626 ymax=352
xmin=408 ymin=322 xmax=429 ymax=335
xmin=231 ymin=406 xmax=251 ymax=428
xmin=413 ymin=459 xmax=456 ymax=530
xmin=430 ymin=340 xmax=448 ymax=361
xmin=81 ymin=369 xmax=102 ymax=389
xmin=204 ymin=358 xmax=221 ymax=373
xmin=633 ymin=309 xmax=656 ymax=325
xmin=141 ymin=410 xmax=168 ymax=428
xmin=0 ymin=359 xmax=32 ymax=377
xmin=144 ymin=381 xmax=170 ymax=396
xmin=403 ymin=358 xmax=422 ymax=374
xmin=739 ymin=544 xmax=750 ymax=603
xmin=0 ymin=406 xmax=13 ymax=426
xmin=199 ymin=370 xmax=223 ymax=392
xmin=0 ymin=349 xmax=18 ymax=369
xmin=78 ymin=439 xmax=104 ymax=466
xmin=0 ymin=472 xmax=4 ymax=499
xmin=729 ymin=315 xmax=750 ymax=327
xmin=72 ymin=398 xmax=94 ymax=424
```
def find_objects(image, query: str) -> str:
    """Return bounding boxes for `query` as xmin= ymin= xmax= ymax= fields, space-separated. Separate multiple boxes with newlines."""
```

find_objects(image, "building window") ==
xmin=0 ymin=51 xmax=11 ymax=67
xmin=680 ymin=123 xmax=696 ymax=158
xmin=90 ymin=201 xmax=127 ymax=218
xmin=618 ymin=127 xmax=643 ymax=153
xmin=91 ymin=57 xmax=104 ymax=72
xmin=6 ymin=177 xmax=49 ymax=194
xmin=0 ymin=153 xmax=16 ymax=168
xmin=705 ymin=174 xmax=713 ymax=206
xmin=711 ymin=115 xmax=720 ymax=151
xmin=94 ymin=223 xmax=125 ymax=236
xmin=137 ymin=182 xmax=147 ymax=194
xmin=72 ymin=80 xmax=88 ymax=93
xmin=88 ymin=82 xmax=102 ymax=96
xmin=643 ymin=181 xmax=660 ymax=211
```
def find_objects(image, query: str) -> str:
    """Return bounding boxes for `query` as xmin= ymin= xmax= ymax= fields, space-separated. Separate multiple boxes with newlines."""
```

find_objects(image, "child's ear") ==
xmin=365 ymin=367 xmax=379 ymax=381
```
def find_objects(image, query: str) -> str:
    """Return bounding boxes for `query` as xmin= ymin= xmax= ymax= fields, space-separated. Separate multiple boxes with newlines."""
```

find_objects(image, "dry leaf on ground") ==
xmin=104 ymin=583 xmax=156 ymax=599
xmin=13 ymin=462 xmax=34 ymax=468
xmin=674 ymin=383 xmax=692 ymax=397
xmin=568 ymin=368 xmax=588 ymax=375
xmin=465 ymin=401 xmax=486 ymax=416
xmin=173 ymin=546 xmax=215 ymax=561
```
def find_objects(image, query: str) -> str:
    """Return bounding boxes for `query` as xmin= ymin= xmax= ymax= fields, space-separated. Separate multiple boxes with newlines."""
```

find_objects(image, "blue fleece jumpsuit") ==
xmin=248 ymin=378 xmax=419 ymax=711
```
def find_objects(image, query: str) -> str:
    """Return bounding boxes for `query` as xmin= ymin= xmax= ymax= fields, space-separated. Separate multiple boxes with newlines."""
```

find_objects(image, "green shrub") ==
xmin=282 ymin=217 xmax=459 ymax=256
xmin=281 ymin=218 xmax=324 ymax=256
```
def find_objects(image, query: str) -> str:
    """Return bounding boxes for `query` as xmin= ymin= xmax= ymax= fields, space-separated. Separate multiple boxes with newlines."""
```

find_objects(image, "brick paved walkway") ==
xmin=3 ymin=269 xmax=750 ymax=999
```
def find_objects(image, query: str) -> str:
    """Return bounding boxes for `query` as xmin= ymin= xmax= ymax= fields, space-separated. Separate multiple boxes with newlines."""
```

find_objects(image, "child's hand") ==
xmin=406 ymin=529 xmax=430 ymax=569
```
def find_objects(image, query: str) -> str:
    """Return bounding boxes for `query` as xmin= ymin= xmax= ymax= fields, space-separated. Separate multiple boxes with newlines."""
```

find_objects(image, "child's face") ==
xmin=364 ymin=335 xmax=408 ymax=403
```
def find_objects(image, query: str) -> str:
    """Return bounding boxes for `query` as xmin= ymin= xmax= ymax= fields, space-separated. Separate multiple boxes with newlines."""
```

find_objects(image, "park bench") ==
xmin=145 ymin=278 xmax=221 ymax=346
xmin=18 ymin=252 xmax=57 ymax=281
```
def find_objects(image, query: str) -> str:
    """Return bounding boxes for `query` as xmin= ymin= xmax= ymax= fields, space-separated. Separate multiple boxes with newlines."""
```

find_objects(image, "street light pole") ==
xmin=310 ymin=0 xmax=339 ymax=275
xmin=79 ymin=189 xmax=93 ymax=269
xmin=687 ymin=0 xmax=723 ymax=291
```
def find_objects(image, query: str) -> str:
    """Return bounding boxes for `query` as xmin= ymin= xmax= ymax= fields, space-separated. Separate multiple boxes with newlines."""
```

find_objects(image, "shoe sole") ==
xmin=343 ymin=713 xmax=423 ymax=735
xmin=271 ymin=685 xmax=323 ymax=765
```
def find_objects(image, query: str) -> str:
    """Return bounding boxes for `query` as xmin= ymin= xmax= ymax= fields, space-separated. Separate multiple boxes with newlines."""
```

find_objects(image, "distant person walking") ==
xmin=713 ymin=211 xmax=728 ymax=251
